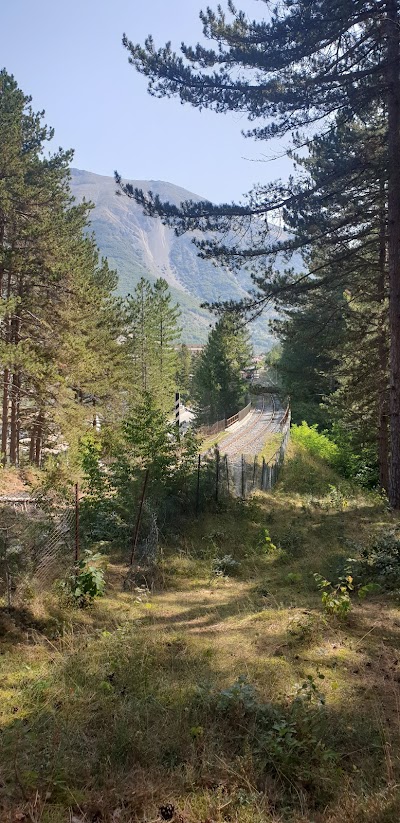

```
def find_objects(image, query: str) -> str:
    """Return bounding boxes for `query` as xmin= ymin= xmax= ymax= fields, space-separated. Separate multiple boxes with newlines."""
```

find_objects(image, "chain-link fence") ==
xmin=192 ymin=406 xmax=291 ymax=504
xmin=0 ymin=502 xmax=75 ymax=605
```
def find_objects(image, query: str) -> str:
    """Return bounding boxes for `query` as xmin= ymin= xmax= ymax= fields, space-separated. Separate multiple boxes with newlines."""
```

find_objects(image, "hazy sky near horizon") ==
xmin=1 ymin=0 xmax=291 ymax=202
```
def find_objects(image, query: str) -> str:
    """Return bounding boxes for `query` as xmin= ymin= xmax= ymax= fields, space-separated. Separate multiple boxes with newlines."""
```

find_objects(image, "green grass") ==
xmin=1 ymin=445 xmax=400 ymax=822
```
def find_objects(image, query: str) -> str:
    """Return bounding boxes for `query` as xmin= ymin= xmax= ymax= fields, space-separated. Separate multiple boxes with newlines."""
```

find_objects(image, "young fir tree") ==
xmin=152 ymin=278 xmax=180 ymax=413
xmin=193 ymin=314 xmax=252 ymax=425
xmin=124 ymin=277 xmax=180 ymax=413
xmin=119 ymin=0 xmax=400 ymax=506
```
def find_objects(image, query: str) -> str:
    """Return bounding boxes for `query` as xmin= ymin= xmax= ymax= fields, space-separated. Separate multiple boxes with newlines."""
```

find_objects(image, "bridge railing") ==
xmin=199 ymin=400 xmax=252 ymax=438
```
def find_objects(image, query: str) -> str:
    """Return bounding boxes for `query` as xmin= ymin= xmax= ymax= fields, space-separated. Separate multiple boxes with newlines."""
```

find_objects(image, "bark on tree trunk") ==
xmin=1 ymin=368 xmax=9 ymax=467
xmin=35 ymin=413 xmax=43 ymax=467
xmin=1 ymin=263 xmax=12 ymax=466
xmin=378 ymin=186 xmax=389 ymax=492
xmin=29 ymin=424 xmax=37 ymax=464
xmin=386 ymin=0 xmax=400 ymax=507
xmin=9 ymin=371 xmax=20 ymax=466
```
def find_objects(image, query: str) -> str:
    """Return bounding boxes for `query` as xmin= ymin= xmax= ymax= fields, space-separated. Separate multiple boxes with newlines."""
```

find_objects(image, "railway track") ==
xmin=220 ymin=395 xmax=279 ymax=459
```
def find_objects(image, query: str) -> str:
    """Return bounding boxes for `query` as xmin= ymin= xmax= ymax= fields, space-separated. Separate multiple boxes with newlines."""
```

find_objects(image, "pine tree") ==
xmin=152 ymin=278 xmax=180 ymax=413
xmin=124 ymin=277 xmax=180 ymax=413
xmin=193 ymin=314 xmax=252 ymax=424
xmin=119 ymin=1 xmax=400 ymax=506
xmin=0 ymin=71 xmax=125 ymax=466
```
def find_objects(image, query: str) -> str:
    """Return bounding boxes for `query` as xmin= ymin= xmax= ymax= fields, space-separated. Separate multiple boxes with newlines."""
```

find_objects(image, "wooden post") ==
xmin=225 ymin=455 xmax=230 ymax=496
xmin=130 ymin=468 xmax=150 ymax=566
xmin=262 ymin=457 xmax=266 ymax=490
xmin=252 ymin=457 xmax=257 ymax=488
xmin=241 ymin=455 xmax=245 ymax=499
xmin=74 ymin=482 xmax=80 ymax=565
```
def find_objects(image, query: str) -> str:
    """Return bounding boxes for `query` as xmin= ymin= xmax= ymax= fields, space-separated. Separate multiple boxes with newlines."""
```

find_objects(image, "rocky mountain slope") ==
xmin=70 ymin=168 xmax=274 ymax=348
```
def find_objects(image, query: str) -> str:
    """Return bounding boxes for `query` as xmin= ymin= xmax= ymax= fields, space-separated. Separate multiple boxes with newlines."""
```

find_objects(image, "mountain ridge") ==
xmin=70 ymin=168 xmax=273 ymax=349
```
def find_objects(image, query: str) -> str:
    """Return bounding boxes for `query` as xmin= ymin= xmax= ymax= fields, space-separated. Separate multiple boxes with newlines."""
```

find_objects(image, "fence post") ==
xmin=130 ymin=468 xmax=150 ymax=566
xmin=195 ymin=454 xmax=201 ymax=515
xmin=74 ymin=482 xmax=80 ymax=565
xmin=215 ymin=447 xmax=220 ymax=505
xmin=252 ymin=457 xmax=257 ymax=489
xmin=225 ymin=455 xmax=230 ymax=496
xmin=241 ymin=455 xmax=245 ymax=499
xmin=262 ymin=457 xmax=266 ymax=491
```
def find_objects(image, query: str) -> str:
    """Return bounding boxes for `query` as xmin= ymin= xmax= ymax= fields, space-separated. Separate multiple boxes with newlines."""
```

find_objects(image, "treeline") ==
xmin=0 ymin=71 xmax=183 ymax=468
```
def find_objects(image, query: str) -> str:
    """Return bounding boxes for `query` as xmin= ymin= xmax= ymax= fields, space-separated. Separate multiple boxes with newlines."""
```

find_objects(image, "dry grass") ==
xmin=1 ymin=448 xmax=400 ymax=821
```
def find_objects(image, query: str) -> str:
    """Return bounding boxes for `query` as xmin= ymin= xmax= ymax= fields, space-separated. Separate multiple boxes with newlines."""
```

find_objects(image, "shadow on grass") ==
xmin=0 ymin=614 xmax=390 ymax=823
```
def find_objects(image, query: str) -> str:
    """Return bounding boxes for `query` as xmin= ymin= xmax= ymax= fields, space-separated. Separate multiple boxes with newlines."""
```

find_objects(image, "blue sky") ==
xmin=1 ymin=0 xmax=291 ymax=202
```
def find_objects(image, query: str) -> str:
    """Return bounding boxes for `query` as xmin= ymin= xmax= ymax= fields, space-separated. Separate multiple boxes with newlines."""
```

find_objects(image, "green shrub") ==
xmin=60 ymin=549 xmax=105 ymax=606
xmin=314 ymin=572 xmax=353 ymax=618
xmin=291 ymin=422 xmax=340 ymax=466
xmin=211 ymin=554 xmax=240 ymax=576
xmin=349 ymin=529 xmax=400 ymax=590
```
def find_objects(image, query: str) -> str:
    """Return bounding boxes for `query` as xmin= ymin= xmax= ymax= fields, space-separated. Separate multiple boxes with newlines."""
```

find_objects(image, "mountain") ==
xmin=69 ymin=168 xmax=274 ymax=349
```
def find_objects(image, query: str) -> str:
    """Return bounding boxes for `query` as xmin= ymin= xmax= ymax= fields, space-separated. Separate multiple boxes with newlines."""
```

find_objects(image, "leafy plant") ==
xmin=291 ymin=422 xmax=340 ymax=466
xmin=314 ymin=572 xmax=353 ymax=618
xmin=352 ymin=529 xmax=400 ymax=590
xmin=256 ymin=528 xmax=277 ymax=554
xmin=211 ymin=554 xmax=239 ymax=576
xmin=216 ymin=675 xmax=259 ymax=714
xmin=324 ymin=484 xmax=349 ymax=511
xmin=61 ymin=549 xmax=105 ymax=606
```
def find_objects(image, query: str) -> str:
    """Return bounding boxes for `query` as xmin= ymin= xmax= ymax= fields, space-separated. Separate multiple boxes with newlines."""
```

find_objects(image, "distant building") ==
xmin=186 ymin=345 xmax=204 ymax=356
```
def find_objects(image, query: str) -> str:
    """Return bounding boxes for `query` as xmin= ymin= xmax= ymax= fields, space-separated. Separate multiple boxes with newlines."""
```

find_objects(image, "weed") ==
xmin=323 ymin=484 xmax=349 ymax=511
xmin=351 ymin=528 xmax=400 ymax=590
xmin=314 ymin=573 xmax=353 ymax=618
xmin=255 ymin=527 xmax=277 ymax=554
xmin=285 ymin=571 xmax=303 ymax=585
xmin=59 ymin=549 xmax=105 ymax=606
xmin=211 ymin=554 xmax=240 ymax=577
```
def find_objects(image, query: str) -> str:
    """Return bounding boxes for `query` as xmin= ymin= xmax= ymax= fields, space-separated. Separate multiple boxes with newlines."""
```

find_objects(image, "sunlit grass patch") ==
xmin=1 ymin=449 xmax=400 ymax=821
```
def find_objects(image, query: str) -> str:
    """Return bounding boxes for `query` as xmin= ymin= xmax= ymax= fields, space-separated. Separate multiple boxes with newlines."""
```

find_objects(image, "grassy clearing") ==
xmin=1 ymin=446 xmax=400 ymax=822
xmin=200 ymin=429 xmax=230 ymax=453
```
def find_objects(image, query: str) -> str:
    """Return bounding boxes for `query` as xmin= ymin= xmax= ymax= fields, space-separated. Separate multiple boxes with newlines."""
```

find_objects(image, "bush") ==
xmin=214 ymin=675 xmax=338 ymax=798
xmin=211 ymin=554 xmax=239 ymax=576
xmin=314 ymin=573 xmax=353 ymax=618
xmin=60 ymin=549 xmax=105 ymax=607
xmin=291 ymin=422 xmax=340 ymax=466
xmin=349 ymin=529 xmax=400 ymax=590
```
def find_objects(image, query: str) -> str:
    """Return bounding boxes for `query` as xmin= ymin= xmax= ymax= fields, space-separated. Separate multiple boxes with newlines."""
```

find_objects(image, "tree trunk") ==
xmin=29 ymin=424 xmax=37 ymax=463
xmin=1 ymin=263 xmax=12 ymax=466
xmin=386 ymin=0 xmax=400 ymax=507
xmin=9 ymin=371 xmax=20 ymax=466
xmin=35 ymin=413 xmax=44 ymax=467
xmin=378 ymin=185 xmax=389 ymax=492
xmin=1 ymin=368 xmax=9 ymax=466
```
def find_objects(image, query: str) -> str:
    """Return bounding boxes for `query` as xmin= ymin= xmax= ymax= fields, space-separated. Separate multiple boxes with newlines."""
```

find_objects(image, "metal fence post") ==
xmin=195 ymin=454 xmax=201 ymax=515
xmin=262 ymin=457 xmax=266 ymax=490
xmin=225 ymin=455 xmax=230 ymax=496
xmin=241 ymin=455 xmax=245 ymax=499
xmin=215 ymin=447 xmax=220 ymax=505
xmin=130 ymin=468 xmax=150 ymax=566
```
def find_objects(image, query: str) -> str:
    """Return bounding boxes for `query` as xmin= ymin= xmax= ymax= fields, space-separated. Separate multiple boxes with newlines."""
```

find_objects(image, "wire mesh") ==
xmin=32 ymin=508 xmax=75 ymax=585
